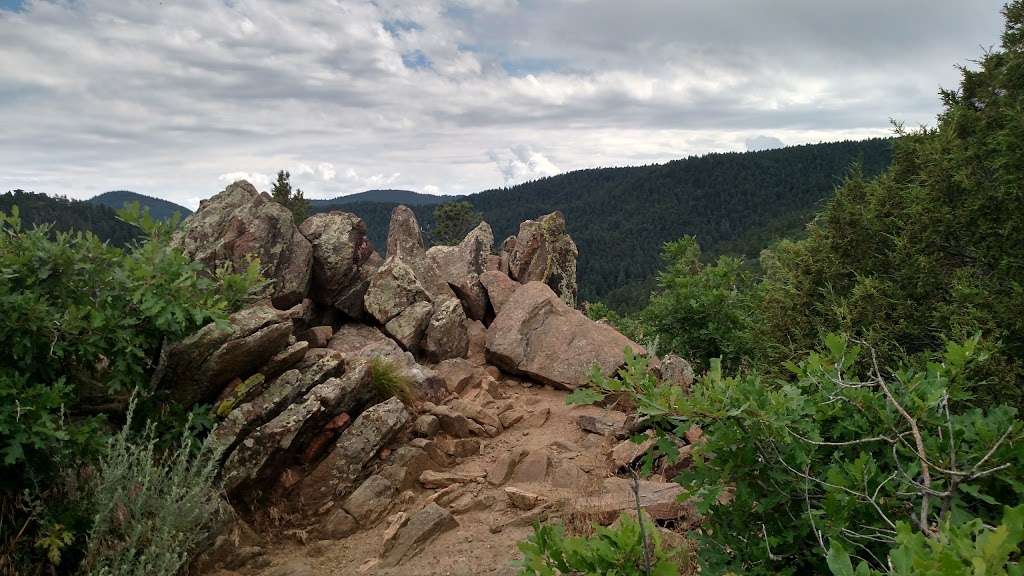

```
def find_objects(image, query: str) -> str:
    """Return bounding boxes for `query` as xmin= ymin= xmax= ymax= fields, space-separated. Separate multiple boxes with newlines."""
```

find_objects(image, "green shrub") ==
xmin=517 ymin=513 xmax=681 ymax=576
xmin=827 ymin=504 xmax=1024 ymax=576
xmin=79 ymin=403 xmax=222 ymax=576
xmin=0 ymin=203 xmax=262 ymax=572
xmin=753 ymin=0 xmax=1024 ymax=408
xmin=568 ymin=336 xmax=1023 ymax=575
xmin=639 ymin=236 xmax=759 ymax=372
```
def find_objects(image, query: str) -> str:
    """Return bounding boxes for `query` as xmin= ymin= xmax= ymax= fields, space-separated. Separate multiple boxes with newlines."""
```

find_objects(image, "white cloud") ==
xmin=423 ymin=184 xmax=441 ymax=195
xmin=745 ymin=135 xmax=785 ymax=151
xmin=488 ymin=145 xmax=561 ymax=184
xmin=0 ymin=0 xmax=1006 ymax=205
xmin=218 ymin=171 xmax=271 ymax=190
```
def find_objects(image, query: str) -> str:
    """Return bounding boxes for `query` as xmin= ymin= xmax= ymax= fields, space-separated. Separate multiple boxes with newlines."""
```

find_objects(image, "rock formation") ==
xmin=172 ymin=180 xmax=312 ymax=309
xmin=485 ymin=281 xmax=646 ymax=389
xmin=500 ymin=210 xmax=578 ymax=307
xmin=298 ymin=212 xmax=381 ymax=319
xmin=161 ymin=180 xmax=691 ymax=574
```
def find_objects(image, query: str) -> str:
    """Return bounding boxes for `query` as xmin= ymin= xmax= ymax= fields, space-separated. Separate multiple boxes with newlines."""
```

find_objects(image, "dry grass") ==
xmin=370 ymin=357 xmax=417 ymax=406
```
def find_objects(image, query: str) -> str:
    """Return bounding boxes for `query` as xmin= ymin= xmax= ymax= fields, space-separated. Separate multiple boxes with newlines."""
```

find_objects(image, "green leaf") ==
xmin=565 ymin=388 xmax=604 ymax=406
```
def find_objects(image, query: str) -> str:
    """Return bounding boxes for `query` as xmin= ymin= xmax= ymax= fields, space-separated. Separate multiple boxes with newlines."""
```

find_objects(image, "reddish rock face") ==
xmin=479 ymin=270 xmax=519 ymax=316
xmin=172 ymin=180 xmax=312 ymax=309
xmin=485 ymin=282 xmax=645 ymax=389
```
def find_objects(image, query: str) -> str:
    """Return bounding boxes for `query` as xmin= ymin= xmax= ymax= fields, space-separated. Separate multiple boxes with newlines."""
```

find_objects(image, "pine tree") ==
xmin=432 ymin=201 xmax=481 ymax=245
xmin=270 ymin=170 xmax=309 ymax=223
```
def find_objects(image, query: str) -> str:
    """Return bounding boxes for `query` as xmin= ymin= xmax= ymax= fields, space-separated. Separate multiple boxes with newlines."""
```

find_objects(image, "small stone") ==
xmin=487 ymin=448 xmax=528 ymax=486
xmin=438 ymin=437 xmax=482 ymax=458
xmin=379 ymin=503 xmax=458 ymax=568
xmin=611 ymin=435 xmax=657 ymax=470
xmin=499 ymin=409 xmax=525 ymax=428
xmin=301 ymin=326 xmax=334 ymax=348
xmin=414 ymin=414 xmax=441 ymax=436
xmin=419 ymin=470 xmax=484 ymax=488
xmin=509 ymin=450 xmax=549 ymax=484
xmin=315 ymin=508 xmax=358 ymax=539
xmin=343 ymin=475 xmax=397 ymax=526
xmin=504 ymin=486 xmax=544 ymax=510
xmin=577 ymin=412 xmax=626 ymax=436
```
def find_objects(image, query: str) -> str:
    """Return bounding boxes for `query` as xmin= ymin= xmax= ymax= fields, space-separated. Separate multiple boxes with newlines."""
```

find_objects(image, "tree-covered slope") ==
xmin=1 ymin=190 xmax=141 ymax=246
xmin=89 ymin=190 xmax=192 ymax=221
xmin=311 ymin=189 xmax=454 ymax=209
xmin=329 ymin=138 xmax=893 ymax=308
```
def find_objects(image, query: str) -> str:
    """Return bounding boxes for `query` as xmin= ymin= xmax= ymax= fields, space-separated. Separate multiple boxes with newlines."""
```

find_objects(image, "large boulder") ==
xmin=298 ymin=212 xmax=382 ymax=318
xmin=152 ymin=303 xmax=298 ymax=407
xmin=500 ymin=211 xmax=578 ymax=308
xmin=364 ymin=206 xmax=468 ymax=360
xmin=485 ymin=282 xmax=645 ymax=389
xmin=426 ymin=222 xmax=494 ymax=320
xmin=172 ymin=180 xmax=312 ymax=308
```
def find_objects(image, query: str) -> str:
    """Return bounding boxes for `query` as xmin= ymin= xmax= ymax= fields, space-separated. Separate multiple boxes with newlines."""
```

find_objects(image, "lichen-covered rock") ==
xmin=364 ymin=258 xmax=430 ymax=327
xmin=221 ymin=358 xmax=369 ymax=501
xmin=152 ymin=303 xmax=296 ymax=407
xmin=364 ymin=206 xmax=468 ymax=360
xmin=297 ymin=397 xmax=411 ymax=510
xmin=500 ymin=211 xmax=578 ymax=307
xmin=486 ymin=282 xmax=645 ymax=389
xmin=342 ymin=475 xmax=397 ymax=527
xmin=426 ymin=222 xmax=494 ymax=320
xmin=172 ymin=180 xmax=312 ymax=308
xmin=657 ymin=354 xmax=695 ymax=390
xmin=298 ymin=212 xmax=381 ymax=318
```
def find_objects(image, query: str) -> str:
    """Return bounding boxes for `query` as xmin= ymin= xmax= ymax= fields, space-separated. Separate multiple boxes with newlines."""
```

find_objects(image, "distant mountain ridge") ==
xmin=324 ymin=138 xmax=894 ymax=309
xmin=8 ymin=138 xmax=894 ymax=311
xmin=89 ymin=190 xmax=192 ymax=220
xmin=310 ymin=189 xmax=453 ymax=209
xmin=1 ymin=190 xmax=141 ymax=246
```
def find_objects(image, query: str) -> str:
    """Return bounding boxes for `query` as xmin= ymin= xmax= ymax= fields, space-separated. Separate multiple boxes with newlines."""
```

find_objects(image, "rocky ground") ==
xmin=163 ymin=180 xmax=697 ymax=576
xmin=213 ymin=378 xmax=693 ymax=576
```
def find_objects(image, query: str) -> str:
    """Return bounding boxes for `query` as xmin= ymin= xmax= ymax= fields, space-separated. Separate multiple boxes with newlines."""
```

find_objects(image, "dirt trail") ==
xmin=215 ymin=376 xmax=677 ymax=576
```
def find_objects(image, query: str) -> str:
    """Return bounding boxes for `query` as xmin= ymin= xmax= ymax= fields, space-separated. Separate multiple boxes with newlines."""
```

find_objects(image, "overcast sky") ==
xmin=0 ymin=0 xmax=1008 ymax=208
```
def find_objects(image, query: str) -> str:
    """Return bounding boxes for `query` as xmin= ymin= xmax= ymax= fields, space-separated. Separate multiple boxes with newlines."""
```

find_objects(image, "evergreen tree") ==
xmin=432 ymin=201 xmax=482 ymax=245
xmin=271 ymin=170 xmax=309 ymax=223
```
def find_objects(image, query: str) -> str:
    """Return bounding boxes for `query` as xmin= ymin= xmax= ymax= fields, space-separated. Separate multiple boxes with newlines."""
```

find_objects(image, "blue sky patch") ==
xmin=401 ymin=50 xmax=431 ymax=70
xmin=0 ymin=0 xmax=25 ymax=12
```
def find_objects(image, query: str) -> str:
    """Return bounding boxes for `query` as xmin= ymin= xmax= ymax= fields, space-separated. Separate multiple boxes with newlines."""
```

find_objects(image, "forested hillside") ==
xmin=322 ymin=138 xmax=893 ymax=309
xmin=0 ymin=190 xmax=141 ymax=246
xmin=310 ymin=189 xmax=453 ymax=208
xmin=88 ymin=190 xmax=192 ymax=220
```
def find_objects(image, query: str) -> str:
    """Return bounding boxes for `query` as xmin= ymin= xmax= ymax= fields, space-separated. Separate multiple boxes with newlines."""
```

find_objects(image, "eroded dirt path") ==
xmin=216 ymin=375 xmax=687 ymax=576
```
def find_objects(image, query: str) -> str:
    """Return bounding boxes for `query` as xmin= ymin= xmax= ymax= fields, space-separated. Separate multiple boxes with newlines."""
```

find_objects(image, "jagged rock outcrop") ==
xmin=172 ymin=180 xmax=312 ymax=308
xmin=298 ymin=212 xmax=381 ymax=318
xmin=426 ymin=222 xmax=494 ymax=320
xmin=328 ymin=323 xmax=446 ymax=403
xmin=485 ymin=281 xmax=645 ymax=389
xmin=152 ymin=302 xmax=300 ymax=407
xmin=364 ymin=206 xmax=468 ymax=360
xmin=500 ymin=211 xmax=578 ymax=307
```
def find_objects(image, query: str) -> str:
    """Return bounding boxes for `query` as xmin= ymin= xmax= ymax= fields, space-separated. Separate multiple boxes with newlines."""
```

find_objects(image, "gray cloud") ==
xmin=0 ymin=0 xmax=1007 ymax=206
